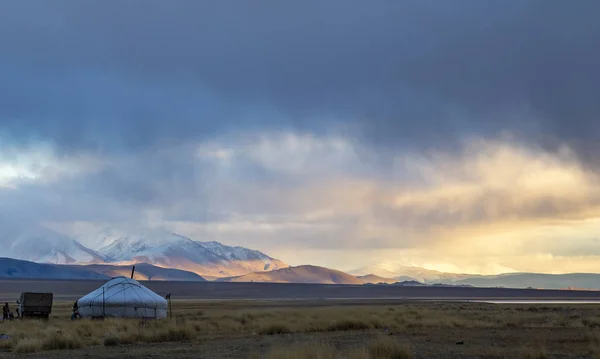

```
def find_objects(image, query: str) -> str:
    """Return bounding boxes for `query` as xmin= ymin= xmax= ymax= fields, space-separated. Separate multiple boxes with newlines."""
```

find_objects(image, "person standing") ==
xmin=71 ymin=301 xmax=80 ymax=320
xmin=2 ymin=303 xmax=9 ymax=322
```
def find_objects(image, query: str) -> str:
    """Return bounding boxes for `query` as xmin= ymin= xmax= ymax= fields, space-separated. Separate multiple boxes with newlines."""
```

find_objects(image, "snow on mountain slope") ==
xmin=99 ymin=229 xmax=197 ymax=261
xmin=0 ymin=257 xmax=109 ymax=279
xmin=94 ymin=228 xmax=288 ymax=278
xmin=1 ymin=225 xmax=106 ymax=265
xmin=76 ymin=226 xmax=128 ymax=250
xmin=198 ymin=241 xmax=288 ymax=272
xmin=98 ymin=230 xmax=226 ymax=276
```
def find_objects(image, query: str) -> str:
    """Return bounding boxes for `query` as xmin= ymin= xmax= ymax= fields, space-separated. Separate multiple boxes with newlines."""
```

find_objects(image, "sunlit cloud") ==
xmin=0 ymin=142 xmax=107 ymax=188
xmin=32 ymin=131 xmax=600 ymax=274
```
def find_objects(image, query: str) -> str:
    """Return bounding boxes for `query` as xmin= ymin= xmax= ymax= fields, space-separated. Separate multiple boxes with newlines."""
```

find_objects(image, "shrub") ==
xmin=103 ymin=335 xmax=120 ymax=347
xmin=41 ymin=331 xmax=82 ymax=350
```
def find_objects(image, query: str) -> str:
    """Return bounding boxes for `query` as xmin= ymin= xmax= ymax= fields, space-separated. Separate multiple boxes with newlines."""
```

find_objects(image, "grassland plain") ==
xmin=1 ymin=300 xmax=600 ymax=358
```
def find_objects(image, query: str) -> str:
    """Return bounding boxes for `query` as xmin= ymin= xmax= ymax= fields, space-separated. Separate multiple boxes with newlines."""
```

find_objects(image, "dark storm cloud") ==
xmin=0 ymin=142 xmax=332 ymax=224
xmin=1 ymin=1 xmax=599 ymax=159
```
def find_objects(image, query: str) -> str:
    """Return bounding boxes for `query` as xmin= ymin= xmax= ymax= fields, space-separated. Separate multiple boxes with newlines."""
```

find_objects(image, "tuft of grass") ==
xmin=75 ymin=322 xmax=94 ymax=338
xmin=346 ymin=349 xmax=371 ymax=359
xmin=265 ymin=343 xmax=338 ymax=359
xmin=326 ymin=319 xmax=370 ymax=332
xmin=99 ymin=323 xmax=195 ymax=345
xmin=0 ymin=338 xmax=14 ymax=351
xmin=587 ymin=328 xmax=600 ymax=359
xmin=522 ymin=346 xmax=548 ymax=359
xmin=367 ymin=336 xmax=413 ymax=359
xmin=259 ymin=323 xmax=293 ymax=335
xmin=262 ymin=337 xmax=413 ymax=359
xmin=149 ymin=326 xmax=194 ymax=342
xmin=41 ymin=331 xmax=82 ymax=350
xmin=13 ymin=339 xmax=43 ymax=354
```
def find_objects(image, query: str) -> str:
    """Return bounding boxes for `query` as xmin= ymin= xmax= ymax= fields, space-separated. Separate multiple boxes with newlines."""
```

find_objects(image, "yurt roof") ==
xmin=77 ymin=276 xmax=167 ymax=309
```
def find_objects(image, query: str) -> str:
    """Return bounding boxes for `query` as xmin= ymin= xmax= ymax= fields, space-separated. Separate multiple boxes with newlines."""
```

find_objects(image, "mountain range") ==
xmin=218 ymin=265 xmax=365 ymax=285
xmin=349 ymin=263 xmax=474 ymax=283
xmin=4 ymin=225 xmax=106 ymax=265
xmin=0 ymin=257 xmax=109 ymax=280
xmin=3 ymin=225 xmax=287 ymax=279
xmin=3 ymin=225 xmax=600 ymax=290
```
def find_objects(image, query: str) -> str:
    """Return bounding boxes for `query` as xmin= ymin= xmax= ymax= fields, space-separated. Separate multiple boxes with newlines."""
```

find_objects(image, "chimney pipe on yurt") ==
xmin=102 ymin=287 xmax=105 ymax=318
xmin=131 ymin=265 xmax=136 ymax=279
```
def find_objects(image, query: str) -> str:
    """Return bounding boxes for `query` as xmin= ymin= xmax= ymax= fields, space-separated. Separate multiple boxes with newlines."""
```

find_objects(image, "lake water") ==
xmin=470 ymin=300 xmax=600 ymax=304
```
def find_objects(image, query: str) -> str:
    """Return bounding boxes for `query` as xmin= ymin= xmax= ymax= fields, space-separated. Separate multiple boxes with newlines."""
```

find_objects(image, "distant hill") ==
xmin=451 ymin=273 xmax=600 ymax=290
xmin=218 ymin=265 xmax=364 ymax=285
xmin=4 ymin=256 xmax=600 ymax=290
xmin=0 ymin=258 xmax=206 ymax=281
xmin=393 ymin=280 xmax=426 ymax=286
xmin=351 ymin=264 xmax=475 ymax=283
xmin=0 ymin=257 xmax=109 ymax=280
xmin=74 ymin=263 xmax=206 ymax=281
xmin=350 ymin=263 xmax=600 ymax=290
xmin=356 ymin=274 xmax=398 ymax=284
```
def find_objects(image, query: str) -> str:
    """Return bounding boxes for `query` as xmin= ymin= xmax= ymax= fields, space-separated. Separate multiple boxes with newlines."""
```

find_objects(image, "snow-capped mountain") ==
xmin=90 ymin=227 xmax=288 ymax=278
xmin=2 ymin=224 xmax=106 ymax=265
xmin=1 ymin=224 xmax=287 ymax=279
xmin=198 ymin=241 xmax=284 ymax=271
xmin=98 ymin=228 xmax=198 ymax=260
xmin=76 ymin=226 xmax=127 ymax=250
xmin=98 ymin=230 xmax=227 ymax=277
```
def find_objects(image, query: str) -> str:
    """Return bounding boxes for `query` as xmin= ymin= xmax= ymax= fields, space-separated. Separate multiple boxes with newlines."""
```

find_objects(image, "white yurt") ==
xmin=77 ymin=276 xmax=168 ymax=319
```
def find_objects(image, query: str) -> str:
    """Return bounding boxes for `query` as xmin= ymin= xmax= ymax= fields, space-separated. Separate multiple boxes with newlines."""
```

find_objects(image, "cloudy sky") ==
xmin=1 ymin=1 xmax=600 ymax=274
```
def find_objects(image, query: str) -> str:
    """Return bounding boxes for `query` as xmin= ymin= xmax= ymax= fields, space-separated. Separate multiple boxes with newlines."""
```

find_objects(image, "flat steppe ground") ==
xmin=1 ymin=299 xmax=600 ymax=358
xmin=4 ymin=278 xmax=600 ymax=302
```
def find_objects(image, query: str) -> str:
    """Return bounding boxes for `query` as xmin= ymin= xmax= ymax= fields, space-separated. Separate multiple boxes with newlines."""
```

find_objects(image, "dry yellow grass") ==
xmin=253 ymin=336 xmax=412 ymax=359
xmin=587 ymin=328 xmax=600 ymax=359
xmin=260 ymin=343 xmax=338 ymax=359
xmin=521 ymin=346 xmax=548 ymax=359
xmin=1 ymin=301 xmax=600 ymax=357
xmin=13 ymin=339 xmax=43 ymax=354
xmin=366 ymin=336 xmax=412 ymax=359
